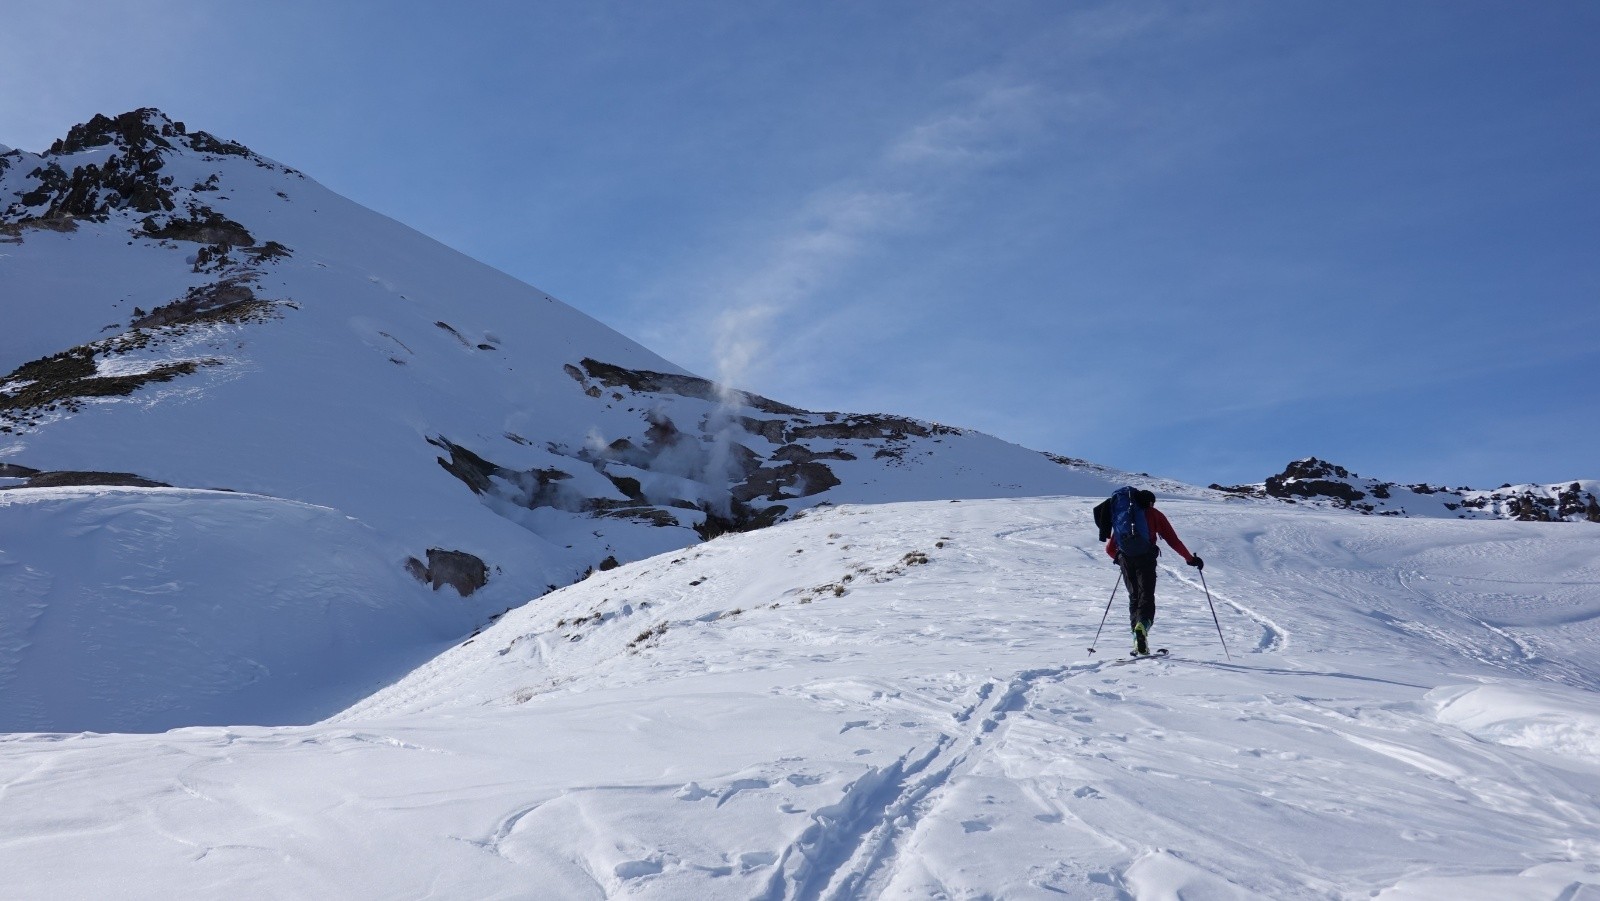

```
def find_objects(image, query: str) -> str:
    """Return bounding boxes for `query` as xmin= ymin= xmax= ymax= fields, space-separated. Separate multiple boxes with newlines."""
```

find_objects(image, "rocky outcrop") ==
xmin=429 ymin=356 xmax=969 ymax=548
xmin=732 ymin=460 xmax=842 ymax=503
xmin=578 ymin=358 xmax=806 ymax=416
xmin=1214 ymin=458 xmax=1599 ymax=523
xmin=141 ymin=208 xmax=254 ymax=246
xmin=405 ymin=548 xmax=489 ymax=596
xmin=1459 ymin=481 xmax=1600 ymax=523
xmin=0 ymin=110 xmax=294 ymax=438
xmin=1263 ymin=458 xmax=1369 ymax=507
xmin=0 ymin=339 xmax=220 ymax=432
xmin=129 ymin=277 xmax=271 ymax=329
xmin=0 ymin=466 xmax=170 ymax=490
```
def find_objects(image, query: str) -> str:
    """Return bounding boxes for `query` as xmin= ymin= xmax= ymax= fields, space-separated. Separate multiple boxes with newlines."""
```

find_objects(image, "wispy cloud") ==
xmin=645 ymin=78 xmax=1058 ymax=396
xmin=886 ymin=83 xmax=1043 ymax=168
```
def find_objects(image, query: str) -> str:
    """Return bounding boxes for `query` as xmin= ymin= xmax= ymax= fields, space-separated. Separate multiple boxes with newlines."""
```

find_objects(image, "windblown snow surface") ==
xmin=2 ymin=495 xmax=1598 ymax=899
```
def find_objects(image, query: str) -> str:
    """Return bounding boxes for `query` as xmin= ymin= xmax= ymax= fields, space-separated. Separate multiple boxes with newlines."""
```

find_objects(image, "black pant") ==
xmin=1124 ymin=555 xmax=1158 ymax=632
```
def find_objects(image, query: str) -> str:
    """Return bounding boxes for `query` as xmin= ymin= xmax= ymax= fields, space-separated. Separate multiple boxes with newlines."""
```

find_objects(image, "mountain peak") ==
xmin=49 ymin=108 xmax=186 ymax=156
xmin=1 ymin=107 xmax=285 ymax=234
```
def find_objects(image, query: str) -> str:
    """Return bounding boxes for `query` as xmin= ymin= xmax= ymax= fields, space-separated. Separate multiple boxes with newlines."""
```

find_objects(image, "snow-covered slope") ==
xmin=1 ymin=495 xmax=1596 ymax=899
xmin=1215 ymin=458 xmax=1600 ymax=523
xmin=1 ymin=110 xmax=1140 ymax=731
xmin=0 ymin=486 xmax=460 ymax=733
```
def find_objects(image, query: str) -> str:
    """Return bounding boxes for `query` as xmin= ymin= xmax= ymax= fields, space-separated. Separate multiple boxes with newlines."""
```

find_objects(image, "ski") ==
xmin=1128 ymin=648 xmax=1170 ymax=658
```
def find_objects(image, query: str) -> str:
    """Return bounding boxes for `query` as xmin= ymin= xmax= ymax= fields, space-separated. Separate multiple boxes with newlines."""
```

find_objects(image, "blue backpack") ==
xmin=1107 ymin=486 xmax=1155 ymax=561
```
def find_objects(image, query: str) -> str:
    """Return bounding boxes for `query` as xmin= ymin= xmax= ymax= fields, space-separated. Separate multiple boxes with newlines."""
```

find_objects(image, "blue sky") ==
xmin=4 ymin=1 xmax=1596 ymax=488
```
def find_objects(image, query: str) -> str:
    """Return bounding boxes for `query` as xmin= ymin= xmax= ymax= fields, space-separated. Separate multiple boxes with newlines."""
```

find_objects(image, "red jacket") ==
xmin=1106 ymin=507 xmax=1193 ymax=562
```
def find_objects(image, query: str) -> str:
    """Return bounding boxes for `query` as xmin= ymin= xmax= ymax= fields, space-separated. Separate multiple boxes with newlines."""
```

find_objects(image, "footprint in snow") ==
xmin=739 ymin=851 xmax=777 ymax=871
xmin=614 ymin=859 xmax=663 ymax=879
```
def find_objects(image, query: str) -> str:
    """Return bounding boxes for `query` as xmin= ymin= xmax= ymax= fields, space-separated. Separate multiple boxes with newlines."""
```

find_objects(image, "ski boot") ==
xmin=1132 ymin=623 xmax=1150 ymax=656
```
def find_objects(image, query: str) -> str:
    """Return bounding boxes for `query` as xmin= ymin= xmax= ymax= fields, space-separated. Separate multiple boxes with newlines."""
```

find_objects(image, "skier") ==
xmin=1105 ymin=489 xmax=1203 ymax=655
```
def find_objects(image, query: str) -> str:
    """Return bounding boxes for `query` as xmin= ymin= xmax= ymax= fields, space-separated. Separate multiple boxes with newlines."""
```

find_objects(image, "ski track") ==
xmin=763 ymin=664 xmax=1077 ymax=900
xmin=997 ymin=515 xmax=1291 ymax=659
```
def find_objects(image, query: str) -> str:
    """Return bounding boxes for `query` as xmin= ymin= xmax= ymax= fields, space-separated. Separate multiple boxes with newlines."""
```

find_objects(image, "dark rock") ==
xmin=14 ymin=471 xmax=170 ymax=489
xmin=130 ymin=278 xmax=268 ymax=329
xmin=434 ymin=321 xmax=472 ymax=348
xmin=579 ymin=358 xmax=807 ymax=415
xmin=428 ymin=436 xmax=504 ymax=495
xmin=187 ymin=131 xmax=255 ymax=158
xmin=247 ymin=241 xmax=292 ymax=261
xmin=50 ymin=110 xmax=176 ymax=156
xmin=405 ymin=548 xmax=489 ymax=596
xmin=772 ymin=444 xmax=857 ymax=464
xmin=141 ymin=209 xmax=253 ymax=246
xmin=733 ymin=461 xmax=841 ymax=503
xmin=1 ymin=339 xmax=222 ymax=430
xmin=1263 ymin=458 xmax=1366 ymax=506
xmin=695 ymin=501 xmax=788 ymax=541
xmin=788 ymin=414 xmax=936 ymax=442
xmin=588 ymin=502 xmax=681 ymax=526
xmin=605 ymin=473 xmax=646 ymax=502
xmin=738 ymin=417 xmax=788 ymax=444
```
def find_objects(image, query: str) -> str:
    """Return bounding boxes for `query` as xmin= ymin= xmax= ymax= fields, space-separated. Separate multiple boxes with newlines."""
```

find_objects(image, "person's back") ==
xmin=1104 ymin=490 xmax=1203 ymax=655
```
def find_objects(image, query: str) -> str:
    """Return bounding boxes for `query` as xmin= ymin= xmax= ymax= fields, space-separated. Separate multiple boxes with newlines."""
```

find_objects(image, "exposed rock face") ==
xmin=0 ymin=339 xmax=220 ymax=432
xmin=579 ymin=358 xmax=806 ymax=415
xmin=1213 ymin=458 xmax=1600 ymax=523
xmin=5 ymin=109 xmax=290 ymax=229
xmin=426 ymin=359 xmax=973 ymax=544
xmin=1263 ymin=458 xmax=1369 ymax=506
xmin=1 ymin=109 xmax=293 ymax=435
xmin=129 ymin=277 xmax=269 ymax=329
xmin=405 ymin=549 xmax=490 ymax=597
xmin=1459 ymin=481 xmax=1600 ymax=523
xmin=733 ymin=460 xmax=842 ymax=503
xmin=0 ymin=469 xmax=171 ymax=490
xmin=141 ymin=208 xmax=254 ymax=246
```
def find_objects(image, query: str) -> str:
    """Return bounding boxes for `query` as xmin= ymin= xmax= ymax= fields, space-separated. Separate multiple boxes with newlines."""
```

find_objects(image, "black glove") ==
xmin=1188 ymin=555 xmax=1204 ymax=570
xmin=1113 ymin=552 xmax=1123 ymax=566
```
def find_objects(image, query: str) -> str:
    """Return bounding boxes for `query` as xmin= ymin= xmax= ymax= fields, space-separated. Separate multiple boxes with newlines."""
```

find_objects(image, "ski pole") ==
xmin=1087 ymin=569 xmax=1123 ymax=655
xmin=1200 ymin=569 xmax=1230 ymax=660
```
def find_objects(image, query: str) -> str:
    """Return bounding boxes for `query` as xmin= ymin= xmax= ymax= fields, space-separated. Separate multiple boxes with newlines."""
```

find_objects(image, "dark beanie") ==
xmin=1134 ymin=489 xmax=1156 ymax=507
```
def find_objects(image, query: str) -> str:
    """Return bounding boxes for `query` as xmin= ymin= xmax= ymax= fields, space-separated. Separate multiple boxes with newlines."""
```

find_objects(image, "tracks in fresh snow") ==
xmin=998 ymin=520 xmax=1291 ymax=656
xmin=763 ymin=666 xmax=1069 ymax=900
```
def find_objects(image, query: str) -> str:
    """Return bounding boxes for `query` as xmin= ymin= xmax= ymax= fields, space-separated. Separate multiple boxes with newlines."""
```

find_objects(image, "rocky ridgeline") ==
xmin=0 ymin=108 xmax=292 ymax=241
xmin=431 ymin=358 xmax=967 ymax=543
xmin=1212 ymin=458 xmax=1600 ymax=523
xmin=1 ymin=110 xmax=294 ymax=434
